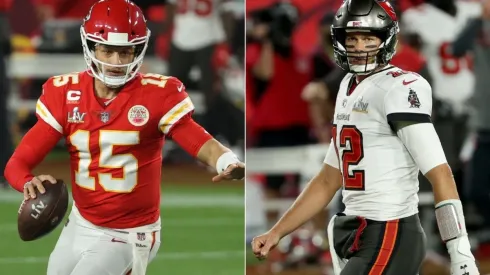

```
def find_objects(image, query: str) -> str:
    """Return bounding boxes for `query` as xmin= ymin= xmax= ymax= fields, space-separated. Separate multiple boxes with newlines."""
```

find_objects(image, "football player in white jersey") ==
xmin=166 ymin=0 xmax=233 ymax=51
xmin=402 ymin=0 xmax=486 ymax=115
xmin=251 ymin=0 xmax=479 ymax=274
xmin=164 ymin=0 xmax=237 ymax=136
xmin=402 ymin=0 xmax=490 ymax=180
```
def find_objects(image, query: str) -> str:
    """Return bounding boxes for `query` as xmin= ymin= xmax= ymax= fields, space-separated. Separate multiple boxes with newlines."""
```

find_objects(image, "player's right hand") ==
xmin=249 ymin=23 xmax=270 ymax=41
xmin=301 ymin=81 xmax=328 ymax=102
xmin=251 ymin=231 xmax=281 ymax=260
xmin=23 ymin=175 xmax=57 ymax=200
xmin=482 ymin=0 xmax=490 ymax=19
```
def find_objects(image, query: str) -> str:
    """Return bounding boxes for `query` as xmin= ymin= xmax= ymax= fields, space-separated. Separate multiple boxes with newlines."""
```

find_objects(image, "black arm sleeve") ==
xmin=323 ymin=68 xmax=347 ymax=101
xmin=418 ymin=63 xmax=433 ymax=87
xmin=451 ymin=18 xmax=482 ymax=57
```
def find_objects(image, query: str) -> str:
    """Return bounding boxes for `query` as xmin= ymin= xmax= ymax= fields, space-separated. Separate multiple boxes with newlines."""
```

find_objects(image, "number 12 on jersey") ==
xmin=332 ymin=125 xmax=365 ymax=190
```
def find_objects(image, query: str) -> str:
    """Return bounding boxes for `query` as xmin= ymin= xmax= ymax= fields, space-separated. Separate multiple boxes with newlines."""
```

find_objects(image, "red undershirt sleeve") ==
xmin=167 ymin=114 xmax=213 ymax=157
xmin=4 ymin=121 xmax=62 ymax=192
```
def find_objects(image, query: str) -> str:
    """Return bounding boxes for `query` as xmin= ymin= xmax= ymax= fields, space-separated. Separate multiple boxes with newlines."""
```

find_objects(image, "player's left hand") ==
xmin=212 ymin=162 xmax=245 ymax=182
xmin=450 ymin=258 xmax=479 ymax=275
xmin=448 ymin=237 xmax=480 ymax=275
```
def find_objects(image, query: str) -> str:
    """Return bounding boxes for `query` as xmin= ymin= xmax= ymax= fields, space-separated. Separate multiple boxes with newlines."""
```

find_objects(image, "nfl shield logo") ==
xmin=137 ymin=233 xmax=146 ymax=241
xmin=100 ymin=112 xmax=110 ymax=123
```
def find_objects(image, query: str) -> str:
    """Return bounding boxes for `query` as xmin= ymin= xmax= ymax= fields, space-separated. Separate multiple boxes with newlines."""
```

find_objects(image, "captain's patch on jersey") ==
xmin=408 ymin=88 xmax=421 ymax=108
xmin=128 ymin=105 xmax=150 ymax=126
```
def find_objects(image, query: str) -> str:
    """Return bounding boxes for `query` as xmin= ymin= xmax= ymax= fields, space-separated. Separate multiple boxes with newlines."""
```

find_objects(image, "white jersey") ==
xmin=170 ymin=0 xmax=228 ymax=50
xmin=402 ymin=2 xmax=481 ymax=115
xmin=325 ymin=66 xmax=433 ymax=221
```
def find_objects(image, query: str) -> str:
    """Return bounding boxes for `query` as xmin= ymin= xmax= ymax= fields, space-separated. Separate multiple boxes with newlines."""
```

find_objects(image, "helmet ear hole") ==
xmin=134 ymin=44 xmax=145 ymax=56
xmin=87 ymin=40 xmax=97 ymax=52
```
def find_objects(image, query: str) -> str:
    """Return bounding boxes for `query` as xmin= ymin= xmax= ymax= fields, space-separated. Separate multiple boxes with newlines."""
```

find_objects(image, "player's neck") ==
xmin=355 ymin=65 xmax=386 ymax=83
xmin=355 ymin=75 xmax=366 ymax=83
xmin=94 ymin=79 xmax=122 ymax=99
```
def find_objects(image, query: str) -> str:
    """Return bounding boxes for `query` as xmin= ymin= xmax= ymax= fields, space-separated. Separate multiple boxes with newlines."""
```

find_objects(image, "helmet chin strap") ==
xmin=347 ymin=49 xmax=379 ymax=74
xmin=80 ymin=27 xmax=150 ymax=88
xmin=95 ymin=63 xmax=130 ymax=88
xmin=85 ymin=48 xmax=144 ymax=88
xmin=350 ymin=63 xmax=378 ymax=75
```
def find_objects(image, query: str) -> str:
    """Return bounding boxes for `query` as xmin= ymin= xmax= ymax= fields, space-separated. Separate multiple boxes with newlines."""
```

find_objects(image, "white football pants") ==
xmin=47 ymin=206 xmax=161 ymax=275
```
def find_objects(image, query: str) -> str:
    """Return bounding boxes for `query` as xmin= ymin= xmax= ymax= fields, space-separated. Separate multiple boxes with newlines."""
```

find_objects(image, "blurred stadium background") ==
xmin=0 ymin=0 xmax=245 ymax=274
xmin=245 ymin=0 xmax=490 ymax=275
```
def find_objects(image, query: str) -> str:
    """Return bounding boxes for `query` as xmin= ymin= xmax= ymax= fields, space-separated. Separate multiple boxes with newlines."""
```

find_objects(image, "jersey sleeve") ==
xmin=400 ymin=8 xmax=420 ymax=34
xmin=5 ymin=121 xmax=62 ymax=192
xmin=323 ymin=139 xmax=339 ymax=169
xmin=167 ymin=115 xmax=213 ymax=157
xmin=157 ymin=77 xmax=195 ymax=135
xmin=400 ymin=8 xmax=428 ymax=40
xmin=458 ymin=1 xmax=483 ymax=19
xmin=384 ymin=75 xmax=432 ymax=127
xmin=36 ymin=78 xmax=65 ymax=134
xmin=221 ymin=0 xmax=235 ymax=12
xmin=396 ymin=123 xmax=447 ymax=174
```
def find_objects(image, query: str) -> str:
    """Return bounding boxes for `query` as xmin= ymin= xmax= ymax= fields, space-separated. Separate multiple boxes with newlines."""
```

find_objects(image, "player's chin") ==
xmin=348 ymin=60 xmax=365 ymax=65
xmin=105 ymin=71 xmax=126 ymax=77
xmin=348 ymin=58 xmax=376 ymax=66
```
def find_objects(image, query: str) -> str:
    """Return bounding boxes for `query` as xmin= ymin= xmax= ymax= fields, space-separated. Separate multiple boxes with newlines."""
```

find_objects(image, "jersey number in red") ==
xmin=332 ymin=125 xmax=365 ymax=191
xmin=439 ymin=42 xmax=473 ymax=75
xmin=177 ymin=0 xmax=213 ymax=17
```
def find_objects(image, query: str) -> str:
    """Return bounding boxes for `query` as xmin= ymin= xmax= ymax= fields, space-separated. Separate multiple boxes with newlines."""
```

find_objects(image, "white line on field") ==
xmin=0 ymin=192 xmax=244 ymax=208
xmin=0 ymin=250 xmax=244 ymax=264
xmin=0 ymin=217 xmax=243 ymax=232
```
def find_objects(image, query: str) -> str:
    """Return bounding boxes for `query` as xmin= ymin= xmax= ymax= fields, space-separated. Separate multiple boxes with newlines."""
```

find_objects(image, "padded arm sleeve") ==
xmin=396 ymin=123 xmax=447 ymax=175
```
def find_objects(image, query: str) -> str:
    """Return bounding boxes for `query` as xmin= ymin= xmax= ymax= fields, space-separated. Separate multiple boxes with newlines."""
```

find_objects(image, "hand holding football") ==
xmin=17 ymin=179 xmax=69 ymax=241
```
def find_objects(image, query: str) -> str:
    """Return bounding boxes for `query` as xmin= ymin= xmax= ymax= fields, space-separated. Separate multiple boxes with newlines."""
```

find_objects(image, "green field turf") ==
xmin=0 ymin=184 xmax=245 ymax=275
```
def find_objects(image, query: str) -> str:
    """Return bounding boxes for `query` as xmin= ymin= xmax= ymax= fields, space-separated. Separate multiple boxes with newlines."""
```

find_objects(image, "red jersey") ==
xmin=391 ymin=44 xmax=426 ymax=73
xmin=36 ymin=71 xmax=199 ymax=229
xmin=0 ymin=0 xmax=12 ymax=11
xmin=246 ymin=43 xmax=311 ymax=132
xmin=32 ymin=0 xmax=98 ymax=19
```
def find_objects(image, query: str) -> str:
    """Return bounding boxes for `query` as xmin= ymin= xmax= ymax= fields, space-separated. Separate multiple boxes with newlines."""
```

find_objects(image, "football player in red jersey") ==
xmin=3 ymin=1 xmax=244 ymax=274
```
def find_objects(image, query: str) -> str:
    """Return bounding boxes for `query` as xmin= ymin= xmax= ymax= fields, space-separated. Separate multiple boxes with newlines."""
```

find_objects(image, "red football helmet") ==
xmin=80 ymin=0 xmax=150 ymax=87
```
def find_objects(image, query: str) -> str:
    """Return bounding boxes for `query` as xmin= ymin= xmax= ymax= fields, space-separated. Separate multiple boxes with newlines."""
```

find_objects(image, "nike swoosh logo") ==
xmin=111 ymin=238 xmax=127 ymax=244
xmin=403 ymin=79 xmax=418 ymax=85
xmin=177 ymin=84 xmax=184 ymax=92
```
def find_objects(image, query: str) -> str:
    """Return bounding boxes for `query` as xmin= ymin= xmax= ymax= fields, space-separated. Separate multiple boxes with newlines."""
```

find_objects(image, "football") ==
xmin=17 ymin=179 xmax=69 ymax=241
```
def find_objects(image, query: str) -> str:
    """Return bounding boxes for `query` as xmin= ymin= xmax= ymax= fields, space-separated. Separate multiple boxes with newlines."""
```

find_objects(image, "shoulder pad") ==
xmin=42 ymin=72 xmax=83 ymax=95
xmin=139 ymin=73 xmax=186 ymax=96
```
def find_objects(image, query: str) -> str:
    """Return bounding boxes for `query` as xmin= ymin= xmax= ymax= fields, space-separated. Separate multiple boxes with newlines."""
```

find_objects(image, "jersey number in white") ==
xmin=70 ymin=130 xmax=139 ymax=193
